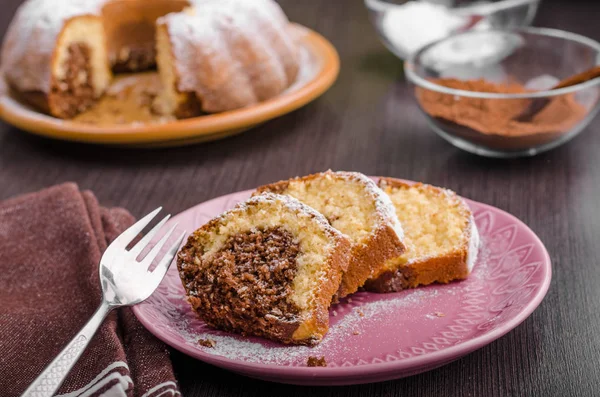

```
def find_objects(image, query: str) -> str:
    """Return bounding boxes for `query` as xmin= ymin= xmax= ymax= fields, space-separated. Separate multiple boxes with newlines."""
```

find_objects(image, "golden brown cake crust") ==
xmin=307 ymin=232 xmax=350 ymax=341
xmin=364 ymin=177 xmax=477 ymax=293
xmin=338 ymin=222 xmax=407 ymax=297
xmin=154 ymin=23 xmax=203 ymax=119
xmin=177 ymin=193 xmax=351 ymax=346
xmin=255 ymin=171 xmax=406 ymax=299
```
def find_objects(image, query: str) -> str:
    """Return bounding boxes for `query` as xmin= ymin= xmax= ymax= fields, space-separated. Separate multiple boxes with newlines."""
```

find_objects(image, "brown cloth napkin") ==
xmin=0 ymin=183 xmax=180 ymax=397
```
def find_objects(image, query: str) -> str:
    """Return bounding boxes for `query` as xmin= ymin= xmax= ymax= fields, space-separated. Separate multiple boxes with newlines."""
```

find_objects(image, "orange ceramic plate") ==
xmin=0 ymin=24 xmax=339 ymax=148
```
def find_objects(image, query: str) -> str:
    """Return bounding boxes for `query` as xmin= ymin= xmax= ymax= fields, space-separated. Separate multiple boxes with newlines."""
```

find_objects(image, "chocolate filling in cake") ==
xmin=181 ymin=227 xmax=303 ymax=340
xmin=363 ymin=266 xmax=417 ymax=292
xmin=50 ymin=43 xmax=96 ymax=118
xmin=112 ymin=44 xmax=157 ymax=73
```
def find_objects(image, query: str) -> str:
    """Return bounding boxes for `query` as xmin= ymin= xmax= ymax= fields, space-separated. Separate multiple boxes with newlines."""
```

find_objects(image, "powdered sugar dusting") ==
xmin=284 ymin=42 xmax=318 ymax=94
xmin=158 ymin=0 xmax=299 ymax=112
xmin=467 ymin=215 xmax=481 ymax=272
xmin=157 ymin=237 xmax=493 ymax=366
xmin=217 ymin=192 xmax=344 ymax=242
xmin=177 ymin=288 xmax=442 ymax=365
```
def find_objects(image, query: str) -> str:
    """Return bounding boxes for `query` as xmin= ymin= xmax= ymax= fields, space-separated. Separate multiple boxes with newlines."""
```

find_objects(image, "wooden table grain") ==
xmin=1 ymin=0 xmax=599 ymax=395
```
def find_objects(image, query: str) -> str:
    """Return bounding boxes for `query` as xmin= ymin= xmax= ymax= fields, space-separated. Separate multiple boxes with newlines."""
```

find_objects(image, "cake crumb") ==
xmin=356 ymin=309 xmax=364 ymax=317
xmin=352 ymin=330 xmax=360 ymax=335
xmin=348 ymin=298 xmax=353 ymax=303
xmin=198 ymin=338 xmax=216 ymax=348
xmin=332 ymin=310 xmax=338 ymax=317
xmin=307 ymin=356 xmax=327 ymax=367
xmin=435 ymin=312 xmax=445 ymax=317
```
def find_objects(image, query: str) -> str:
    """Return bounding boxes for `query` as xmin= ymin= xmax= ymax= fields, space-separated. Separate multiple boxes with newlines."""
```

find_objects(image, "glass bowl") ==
xmin=365 ymin=0 xmax=542 ymax=60
xmin=405 ymin=28 xmax=600 ymax=158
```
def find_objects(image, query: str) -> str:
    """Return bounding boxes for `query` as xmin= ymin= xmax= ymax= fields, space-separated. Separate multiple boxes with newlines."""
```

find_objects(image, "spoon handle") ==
xmin=553 ymin=65 xmax=600 ymax=90
xmin=514 ymin=65 xmax=600 ymax=122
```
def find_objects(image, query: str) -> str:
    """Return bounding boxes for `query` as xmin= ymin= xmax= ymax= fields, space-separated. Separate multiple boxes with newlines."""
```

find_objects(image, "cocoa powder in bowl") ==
xmin=416 ymin=78 xmax=588 ymax=151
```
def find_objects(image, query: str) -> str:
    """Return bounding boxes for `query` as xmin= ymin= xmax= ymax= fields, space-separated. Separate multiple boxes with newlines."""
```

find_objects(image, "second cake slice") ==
xmin=256 ymin=171 xmax=406 ymax=298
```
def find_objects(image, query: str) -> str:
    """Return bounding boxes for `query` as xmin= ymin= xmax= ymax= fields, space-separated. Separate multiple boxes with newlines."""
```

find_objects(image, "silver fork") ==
xmin=22 ymin=208 xmax=186 ymax=397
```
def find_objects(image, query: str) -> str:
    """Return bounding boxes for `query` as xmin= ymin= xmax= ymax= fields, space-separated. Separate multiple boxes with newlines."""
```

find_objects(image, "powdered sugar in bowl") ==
xmin=405 ymin=28 xmax=600 ymax=158
xmin=365 ymin=0 xmax=541 ymax=60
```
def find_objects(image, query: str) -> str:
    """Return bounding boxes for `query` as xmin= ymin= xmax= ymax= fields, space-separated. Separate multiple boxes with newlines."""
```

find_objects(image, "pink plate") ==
xmin=133 ymin=182 xmax=552 ymax=386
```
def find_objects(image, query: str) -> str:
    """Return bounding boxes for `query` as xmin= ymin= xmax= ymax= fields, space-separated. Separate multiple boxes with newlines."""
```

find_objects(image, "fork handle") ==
xmin=21 ymin=301 xmax=113 ymax=397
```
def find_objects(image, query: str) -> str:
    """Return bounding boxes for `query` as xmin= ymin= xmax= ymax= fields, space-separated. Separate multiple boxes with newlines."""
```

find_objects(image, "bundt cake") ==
xmin=155 ymin=1 xmax=300 ymax=117
xmin=364 ymin=178 xmax=480 ymax=293
xmin=1 ymin=0 xmax=300 ymax=119
xmin=177 ymin=193 xmax=351 ymax=345
xmin=255 ymin=171 xmax=406 ymax=299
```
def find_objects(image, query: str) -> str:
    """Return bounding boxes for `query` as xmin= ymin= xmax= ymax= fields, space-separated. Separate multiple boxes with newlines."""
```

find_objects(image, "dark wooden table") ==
xmin=1 ymin=0 xmax=599 ymax=395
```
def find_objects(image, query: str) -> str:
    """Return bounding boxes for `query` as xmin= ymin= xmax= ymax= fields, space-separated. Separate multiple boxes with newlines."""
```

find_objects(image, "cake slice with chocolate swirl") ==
xmin=177 ymin=193 xmax=351 ymax=345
